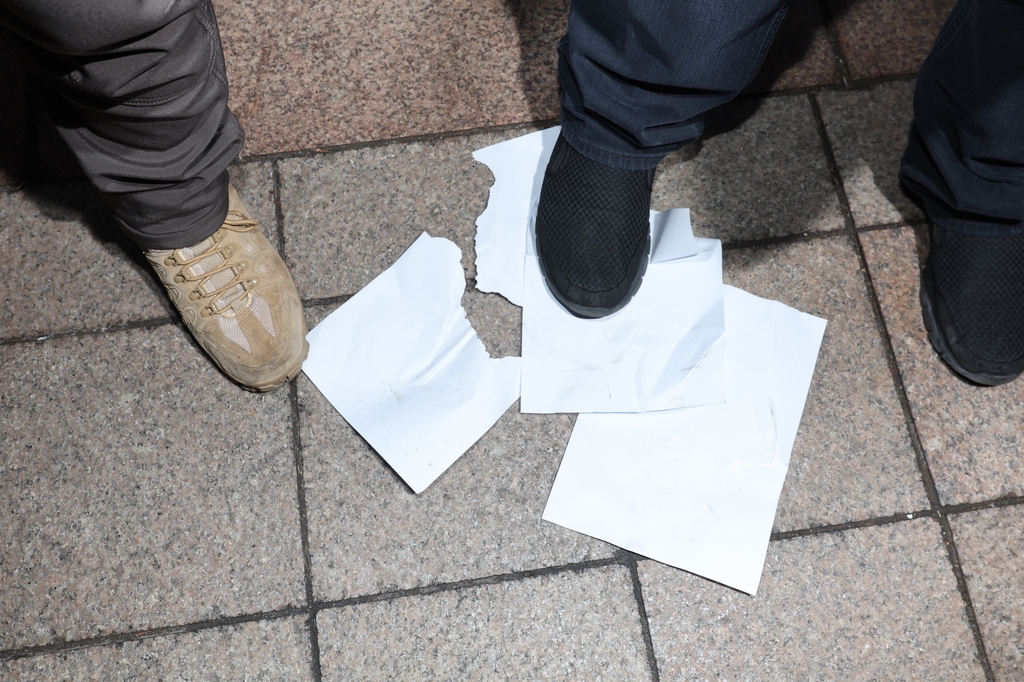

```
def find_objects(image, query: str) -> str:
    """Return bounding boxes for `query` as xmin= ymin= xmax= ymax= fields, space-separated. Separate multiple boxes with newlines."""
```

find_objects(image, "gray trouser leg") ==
xmin=0 ymin=0 xmax=243 ymax=249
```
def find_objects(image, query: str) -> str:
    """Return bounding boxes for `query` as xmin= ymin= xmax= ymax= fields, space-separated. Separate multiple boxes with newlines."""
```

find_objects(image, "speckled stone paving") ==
xmin=2 ymin=0 xmax=1019 ymax=679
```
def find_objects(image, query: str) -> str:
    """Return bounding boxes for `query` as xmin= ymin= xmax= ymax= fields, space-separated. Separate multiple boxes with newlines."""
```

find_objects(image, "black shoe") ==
xmin=535 ymin=134 xmax=656 ymax=318
xmin=920 ymin=223 xmax=1024 ymax=385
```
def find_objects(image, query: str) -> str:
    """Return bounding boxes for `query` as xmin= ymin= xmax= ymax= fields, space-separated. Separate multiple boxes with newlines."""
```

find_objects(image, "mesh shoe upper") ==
xmin=931 ymin=225 xmax=1024 ymax=363
xmin=535 ymin=135 xmax=655 ymax=317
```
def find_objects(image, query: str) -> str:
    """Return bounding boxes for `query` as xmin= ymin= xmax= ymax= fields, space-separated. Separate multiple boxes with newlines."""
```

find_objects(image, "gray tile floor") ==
xmin=2 ymin=0 xmax=1023 ymax=679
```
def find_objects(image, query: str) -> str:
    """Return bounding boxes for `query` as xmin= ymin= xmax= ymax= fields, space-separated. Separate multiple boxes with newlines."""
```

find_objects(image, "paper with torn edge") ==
xmin=521 ymin=207 xmax=726 ymax=413
xmin=543 ymin=286 xmax=827 ymax=595
xmin=473 ymin=127 xmax=559 ymax=307
xmin=302 ymin=233 xmax=522 ymax=494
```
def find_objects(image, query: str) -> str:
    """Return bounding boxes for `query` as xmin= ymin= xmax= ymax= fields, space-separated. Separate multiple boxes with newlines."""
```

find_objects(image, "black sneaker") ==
xmin=535 ymin=134 xmax=656 ymax=318
xmin=920 ymin=223 xmax=1024 ymax=385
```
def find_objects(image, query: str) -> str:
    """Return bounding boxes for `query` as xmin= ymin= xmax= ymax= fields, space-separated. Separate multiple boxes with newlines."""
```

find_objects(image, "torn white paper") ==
xmin=302 ymin=233 xmax=522 ymax=494
xmin=651 ymin=208 xmax=698 ymax=263
xmin=473 ymin=127 xmax=559 ymax=307
xmin=542 ymin=286 xmax=827 ymax=594
xmin=474 ymin=128 xmax=726 ymax=414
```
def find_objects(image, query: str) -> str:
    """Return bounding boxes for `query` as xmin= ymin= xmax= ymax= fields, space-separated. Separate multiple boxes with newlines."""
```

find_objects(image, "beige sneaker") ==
xmin=145 ymin=185 xmax=308 ymax=391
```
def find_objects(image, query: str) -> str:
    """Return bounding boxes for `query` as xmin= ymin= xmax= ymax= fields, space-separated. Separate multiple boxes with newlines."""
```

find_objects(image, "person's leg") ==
xmin=899 ymin=0 xmax=1024 ymax=384
xmin=558 ymin=0 xmax=791 ymax=170
xmin=536 ymin=0 xmax=791 ymax=317
xmin=0 ymin=0 xmax=240 ymax=249
xmin=0 ymin=0 xmax=308 ymax=390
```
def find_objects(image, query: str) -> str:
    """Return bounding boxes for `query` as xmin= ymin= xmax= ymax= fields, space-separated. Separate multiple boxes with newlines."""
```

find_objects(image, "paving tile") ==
xmin=462 ymin=287 xmax=522 ymax=359
xmin=317 ymin=565 xmax=651 ymax=680
xmin=640 ymin=518 xmax=984 ymax=680
xmin=278 ymin=127 xmax=535 ymax=299
xmin=950 ymin=505 xmax=1024 ymax=680
xmin=216 ymin=0 xmax=566 ymax=156
xmin=0 ymin=325 xmax=305 ymax=649
xmin=747 ymin=0 xmax=839 ymax=93
xmin=724 ymin=236 xmax=928 ymax=531
xmin=0 ymin=617 xmax=312 ymax=680
xmin=818 ymin=81 xmax=924 ymax=228
xmin=0 ymin=182 xmax=172 ymax=339
xmin=298 ymin=372 xmax=614 ymax=601
xmin=826 ymin=0 xmax=956 ymax=80
xmin=0 ymin=163 xmax=284 ymax=340
xmin=652 ymin=95 xmax=844 ymax=244
xmin=860 ymin=226 xmax=1024 ymax=504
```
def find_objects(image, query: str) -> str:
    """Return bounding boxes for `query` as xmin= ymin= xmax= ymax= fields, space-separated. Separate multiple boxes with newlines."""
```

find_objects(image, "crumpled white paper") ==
xmin=302 ymin=233 xmax=522 ymax=494
xmin=474 ymin=128 xmax=726 ymax=414
xmin=542 ymin=286 xmax=827 ymax=595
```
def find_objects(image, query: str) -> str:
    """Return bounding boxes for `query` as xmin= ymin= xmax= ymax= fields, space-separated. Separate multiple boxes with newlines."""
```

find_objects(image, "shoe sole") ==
xmin=536 ymin=231 xmax=651 ymax=319
xmin=919 ymin=268 xmax=1017 ymax=386
xmin=240 ymin=338 xmax=310 ymax=393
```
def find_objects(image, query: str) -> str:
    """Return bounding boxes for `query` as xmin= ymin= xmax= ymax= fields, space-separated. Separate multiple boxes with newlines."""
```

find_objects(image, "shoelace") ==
xmin=163 ymin=210 xmax=261 ymax=317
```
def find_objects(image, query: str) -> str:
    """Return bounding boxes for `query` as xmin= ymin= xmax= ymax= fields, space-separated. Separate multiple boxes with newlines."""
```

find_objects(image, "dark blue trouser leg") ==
xmin=558 ymin=0 xmax=792 ymax=169
xmin=900 ymin=0 xmax=1024 ymax=236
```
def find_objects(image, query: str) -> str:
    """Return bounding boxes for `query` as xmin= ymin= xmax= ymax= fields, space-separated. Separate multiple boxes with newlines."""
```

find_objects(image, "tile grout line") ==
xmin=943 ymin=495 xmax=1024 ymax=515
xmin=303 ymin=294 xmax=353 ymax=310
xmin=771 ymin=495 xmax=1024 ymax=543
xmin=237 ymin=118 xmax=560 ymax=166
xmin=0 ymin=607 xmax=308 ymax=664
xmin=771 ymin=510 xmax=936 ymax=542
xmin=813 ymin=0 xmax=854 ymax=87
xmin=625 ymin=554 xmax=662 ymax=681
xmin=855 ymin=218 xmax=928 ymax=233
xmin=937 ymin=520 xmax=995 ymax=680
xmin=0 ymin=316 xmax=177 ymax=347
xmin=277 ymin=149 xmax=324 ymax=682
xmin=807 ymin=90 xmax=995 ymax=680
xmin=271 ymin=160 xmax=290 ymax=263
xmin=733 ymin=73 xmax=917 ymax=106
xmin=0 ymin=558 xmax=626 ymax=664
xmin=310 ymin=557 xmax=626 ymax=613
xmin=287 ymin=378 xmax=324 ymax=682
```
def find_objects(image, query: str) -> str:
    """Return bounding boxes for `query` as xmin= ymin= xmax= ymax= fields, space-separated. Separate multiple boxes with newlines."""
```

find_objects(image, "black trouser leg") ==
xmin=558 ymin=0 xmax=792 ymax=169
xmin=900 ymin=0 xmax=1024 ymax=236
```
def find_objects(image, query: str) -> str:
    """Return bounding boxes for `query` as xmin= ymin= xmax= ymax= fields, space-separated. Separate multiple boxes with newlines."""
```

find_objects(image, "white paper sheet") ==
xmin=474 ymin=128 xmax=726 ymax=414
xmin=302 ymin=233 xmax=522 ymax=494
xmin=473 ymin=127 xmax=559 ymax=307
xmin=543 ymin=286 xmax=827 ymax=594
